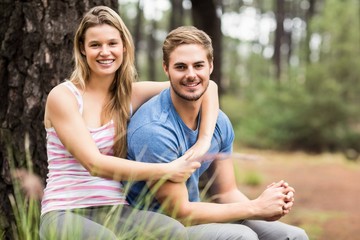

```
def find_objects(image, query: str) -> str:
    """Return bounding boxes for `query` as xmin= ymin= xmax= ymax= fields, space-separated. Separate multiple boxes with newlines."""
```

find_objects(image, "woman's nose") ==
xmin=100 ymin=45 xmax=110 ymax=55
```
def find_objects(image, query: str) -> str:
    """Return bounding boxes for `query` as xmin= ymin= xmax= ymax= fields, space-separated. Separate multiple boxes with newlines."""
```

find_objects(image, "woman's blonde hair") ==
xmin=70 ymin=6 xmax=136 ymax=158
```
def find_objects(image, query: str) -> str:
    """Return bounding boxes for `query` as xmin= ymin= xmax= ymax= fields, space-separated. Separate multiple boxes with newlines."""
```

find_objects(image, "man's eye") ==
xmin=176 ymin=66 xmax=186 ymax=70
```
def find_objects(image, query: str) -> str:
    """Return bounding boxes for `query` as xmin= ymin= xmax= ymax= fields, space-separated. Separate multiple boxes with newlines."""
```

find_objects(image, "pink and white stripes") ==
xmin=41 ymin=81 xmax=127 ymax=216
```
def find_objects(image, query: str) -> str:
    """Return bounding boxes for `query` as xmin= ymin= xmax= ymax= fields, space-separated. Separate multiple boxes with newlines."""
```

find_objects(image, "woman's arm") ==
xmin=186 ymin=80 xmax=219 ymax=159
xmin=45 ymin=85 xmax=200 ymax=182
xmin=131 ymin=81 xmax=170 ymax=113
xmin=131 ymin=80 xmax=219 ymax=159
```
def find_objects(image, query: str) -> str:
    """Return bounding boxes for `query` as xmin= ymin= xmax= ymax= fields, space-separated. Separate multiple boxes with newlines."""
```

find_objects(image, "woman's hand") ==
xmin=184 ymin=135 xmax=211 ymax=161
xmin=166 ymin=153 xmax=202 ymax=183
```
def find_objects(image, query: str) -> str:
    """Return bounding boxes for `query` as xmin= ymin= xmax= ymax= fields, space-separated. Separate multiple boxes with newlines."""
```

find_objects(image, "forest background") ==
xmin=0 ymin=0 xmax=359 ymax=239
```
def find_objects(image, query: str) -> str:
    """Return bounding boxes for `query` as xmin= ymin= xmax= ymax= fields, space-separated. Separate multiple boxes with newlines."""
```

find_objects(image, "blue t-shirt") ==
xmin=126 ymin=88 xmax=234 ymax=211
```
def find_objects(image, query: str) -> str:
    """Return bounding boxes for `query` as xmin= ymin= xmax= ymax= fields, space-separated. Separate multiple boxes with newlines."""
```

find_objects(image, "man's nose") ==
xmin=186 ymin=67 xmax=196 ymax=80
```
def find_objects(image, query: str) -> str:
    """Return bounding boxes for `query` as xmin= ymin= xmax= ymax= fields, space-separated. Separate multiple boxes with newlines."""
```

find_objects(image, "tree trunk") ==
xmin=305 ymin=0 xmax=316 ymax=63
xmin=134 ymin=0 xmax=143 ymax=69
xmin=169 ymin=0 xmax=184 ymax=31
xmin=273 ymin=0 xmax=285 ymax=81
xmin=191 ymin=0 xmax=223 ymax=96
xmin=147 ymin=19 xmax=157 ymax=81
xmin=0 ymin=0 xmax=117 ymax=239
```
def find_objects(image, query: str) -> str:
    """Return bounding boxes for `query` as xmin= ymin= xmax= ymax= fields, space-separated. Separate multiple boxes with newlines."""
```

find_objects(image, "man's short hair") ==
xmin=162 ymin=26 xmax=213 ymax=67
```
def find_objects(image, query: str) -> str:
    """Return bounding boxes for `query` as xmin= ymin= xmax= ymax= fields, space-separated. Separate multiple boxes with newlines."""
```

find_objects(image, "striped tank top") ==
xmin=41 ymin=81 xmax=128 ymax=216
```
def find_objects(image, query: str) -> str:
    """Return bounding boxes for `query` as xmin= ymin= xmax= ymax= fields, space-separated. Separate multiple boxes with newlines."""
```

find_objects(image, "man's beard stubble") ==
xmin=169 ymin=78 xmax=209 ymax=102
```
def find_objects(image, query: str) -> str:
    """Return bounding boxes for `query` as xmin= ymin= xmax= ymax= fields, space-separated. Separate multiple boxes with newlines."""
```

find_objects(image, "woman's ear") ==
xmin=80 ymin=43 xmax=86 ymax=55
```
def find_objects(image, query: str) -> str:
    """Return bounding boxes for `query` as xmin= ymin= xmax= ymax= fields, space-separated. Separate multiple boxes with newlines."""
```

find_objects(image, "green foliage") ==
xmin=221 ymin=0 xmax=360 ymax=154
xmin=7 ymin=134 xmax=41 ymax=240
xmin=310 ymin=0 xmax=360 ymax=112
xmin=222 ymin=76 xmax=357 ymax=152
xmin=242 ymin=171 xmax=263 ymax=187
xmin=8 ymin=179 xmax=178 ymax=240
xmin=9 ymin=187 xmax=40 ymax=240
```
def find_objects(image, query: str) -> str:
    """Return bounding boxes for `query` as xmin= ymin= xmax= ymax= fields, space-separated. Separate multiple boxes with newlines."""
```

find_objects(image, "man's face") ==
xmin=164 ymin=44 xmax=213 ymax=101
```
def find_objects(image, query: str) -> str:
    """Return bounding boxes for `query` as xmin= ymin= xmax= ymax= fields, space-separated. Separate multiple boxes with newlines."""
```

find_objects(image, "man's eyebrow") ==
xmin=173 ymin=61 xmax=205 ymax=65
xmin=173 ymin=62 xmax=186 ymax=66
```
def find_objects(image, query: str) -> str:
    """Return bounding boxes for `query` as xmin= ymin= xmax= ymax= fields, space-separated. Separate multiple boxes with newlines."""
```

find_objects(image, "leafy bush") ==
xmin=222 ymin=77 xmax=359 ymax=153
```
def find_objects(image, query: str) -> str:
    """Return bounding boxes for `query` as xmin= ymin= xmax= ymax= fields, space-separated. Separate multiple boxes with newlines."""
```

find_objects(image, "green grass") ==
xmin=6 ymin=133 xmax=321 ymax=239
xmin=7 ymin=180 xmax=178 ymax=240
xmin=6 ymin=133 xmax=41 ymax=240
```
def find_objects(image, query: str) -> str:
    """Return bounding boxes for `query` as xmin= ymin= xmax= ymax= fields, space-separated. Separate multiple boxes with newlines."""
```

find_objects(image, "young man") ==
xmin=126 ymin=26 xmax=309 ymax=240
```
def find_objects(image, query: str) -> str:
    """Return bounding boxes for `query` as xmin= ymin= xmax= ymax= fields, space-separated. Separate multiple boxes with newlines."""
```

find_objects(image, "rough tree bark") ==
xmin=0 ymin=0 xmax=117 ymax=239
xmin=191 ymin=0 xmax=223 ymax=96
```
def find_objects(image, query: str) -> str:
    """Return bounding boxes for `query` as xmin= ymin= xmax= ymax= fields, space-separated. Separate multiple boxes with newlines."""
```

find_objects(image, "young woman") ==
xmin=39 ymin=6 xmax=219 ymax=240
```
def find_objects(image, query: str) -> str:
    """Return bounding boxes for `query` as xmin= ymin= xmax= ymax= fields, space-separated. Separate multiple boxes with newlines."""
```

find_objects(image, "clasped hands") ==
xmin=255 ymin=180 xmax=295 ymax=221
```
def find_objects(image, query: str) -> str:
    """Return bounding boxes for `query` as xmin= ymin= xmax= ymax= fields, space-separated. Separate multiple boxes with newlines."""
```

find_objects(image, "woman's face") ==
xmin=82 ymin=24 xmax=125 ymax=80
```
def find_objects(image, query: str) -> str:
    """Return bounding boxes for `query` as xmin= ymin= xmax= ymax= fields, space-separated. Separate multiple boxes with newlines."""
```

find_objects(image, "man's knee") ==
xmin=288 ymin=227 xmax=309 ymax=240
xmin=223 ymin=227 xmax=259 ymax=240
xmin=232 ymin=230 xmax=259 ymax=240
xmin=218 ymin=224 xmax=259 ymax=240
xmin=143 ymin=217 xmax=188 ymax=240
xmin=274 ymin=225 xmax=309 ymax=240
xmin=166 ymin=221 xmax=188 ymax=240
xmin=188 ymin=223 xmax=259 ymax=240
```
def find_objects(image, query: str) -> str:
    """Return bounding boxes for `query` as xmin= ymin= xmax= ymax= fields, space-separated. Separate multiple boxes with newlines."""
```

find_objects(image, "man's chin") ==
xmin=179 ymin=92 xmax=203 ymax=101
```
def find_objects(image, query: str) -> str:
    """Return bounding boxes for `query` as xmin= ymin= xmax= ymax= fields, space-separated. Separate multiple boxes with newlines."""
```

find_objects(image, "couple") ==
xmin=40 ymin=5 xmax=308 ymax=240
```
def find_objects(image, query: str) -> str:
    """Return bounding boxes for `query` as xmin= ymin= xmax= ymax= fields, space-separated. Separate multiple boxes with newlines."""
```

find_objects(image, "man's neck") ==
xmin=170 ymin=91 xmax=202 ymax=131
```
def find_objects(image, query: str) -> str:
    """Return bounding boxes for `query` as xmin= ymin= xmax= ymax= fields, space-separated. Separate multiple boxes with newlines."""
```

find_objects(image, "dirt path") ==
xmin=233 ymin=150 xmax=360 ymax=240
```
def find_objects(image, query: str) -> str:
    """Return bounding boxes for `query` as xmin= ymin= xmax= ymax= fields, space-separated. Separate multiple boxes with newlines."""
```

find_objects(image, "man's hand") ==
xmin=260 ymin=180 xmax=295 ymax=221
xmin=251 ymin=180 xmax=296 ymax=221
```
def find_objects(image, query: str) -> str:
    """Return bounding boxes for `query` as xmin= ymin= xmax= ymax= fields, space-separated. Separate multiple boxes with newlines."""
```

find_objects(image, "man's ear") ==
xmin=209 ymin=60 xmax=214 ymax=74
xmin=162 ymin=62 xmax=169 ymax=78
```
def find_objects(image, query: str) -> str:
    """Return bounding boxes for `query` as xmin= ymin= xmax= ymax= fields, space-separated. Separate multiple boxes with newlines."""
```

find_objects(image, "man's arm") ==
xmin=204 ymin=156 xmax=250 ymax=203
xmin=152 ymin=158 xmax=289 ymax=225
